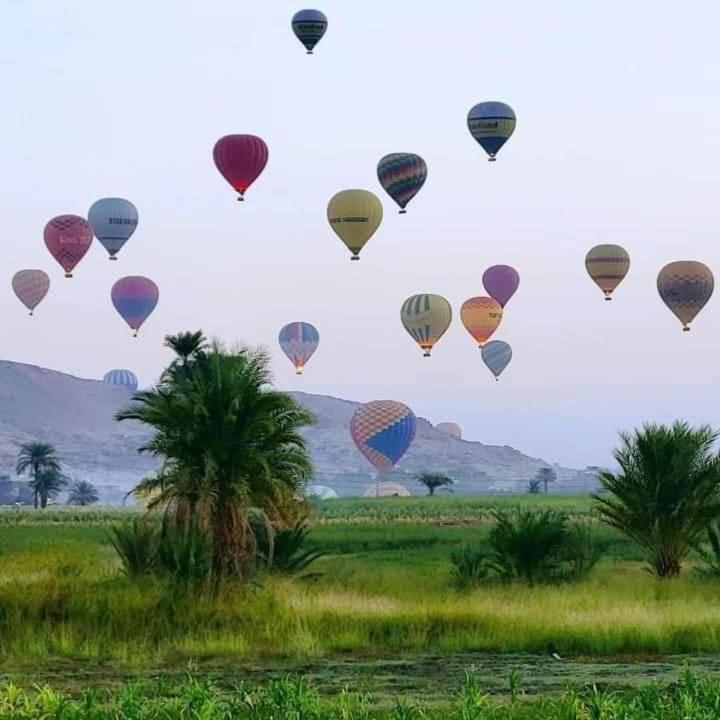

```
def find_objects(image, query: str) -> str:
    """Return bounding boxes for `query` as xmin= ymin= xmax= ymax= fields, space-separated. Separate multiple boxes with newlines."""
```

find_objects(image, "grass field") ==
xmin=1 ymin=495 xmax=720 ymax=703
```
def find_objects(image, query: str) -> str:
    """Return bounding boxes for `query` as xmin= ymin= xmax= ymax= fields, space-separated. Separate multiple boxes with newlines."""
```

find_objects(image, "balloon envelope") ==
xmin=111 ymin=276 xmax=159 ymax=336
xmin=305 ymin=484 xmax=338 ymax=500
xmin=88 ymin=198 xmax=139 ymax=259
xmin=44 ymin=215 xmax=93 ymax=277
xmin=327 ymin=189 xmax=383 ymax=260
xmin=482 ymin=340 xmax=512 ymax=380
xmin=436 ymin=422 xmax=462 ymax=439
xmin=585 ymin=245 xmax=630 ymax=300
xmin=291 ymin=9 xmax=328 ymax=53
xmin=351 ymin=400 xmax=416 ymax=473
xmin=482 ymin=265 xmax=520 ymax=307
xmin=377 ymin=153 xmax=427 ymax=213
xmin=461 ymin=297 xmax=503 ymax=346
xmin=12 ymin=270 xmax=50 ymax=315
xmin=103 ymin=369 xmax=138 ymax=392
xmin=363 ymin=482 xmax=411 ymax=498
xmin=400 ymin=294 xmax=452 ymax=356
xmin=657 ymin=261 xmax=714 ymax=331
xmin=213 ymin=135 xmax=269 ymax=199
xmin=279 ymin=321 xmax=319 ymax=374
xmin=467 ymin=101 xmax=516 ymax=160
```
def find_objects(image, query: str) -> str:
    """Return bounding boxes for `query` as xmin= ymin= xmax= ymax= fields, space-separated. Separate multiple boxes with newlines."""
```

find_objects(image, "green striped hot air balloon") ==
xmin=400 ymin=294 xmax=452 ymax=357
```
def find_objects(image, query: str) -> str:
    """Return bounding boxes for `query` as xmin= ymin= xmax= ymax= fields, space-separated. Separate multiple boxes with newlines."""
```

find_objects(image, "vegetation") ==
xmin=117 ymin=331 xmax=315 ymax=581
xmin=526 ymin=479 xmax=542 ymax=494
xmin=534 ymin=467 xmax=556 ymax=494
xmin=694 ymin=519 xmax=720 ymax=577
xmin=595 ymin=422 xmax=720 ymax=577
xmin=415 ymin=472 xmax=454 ymax=496
xmin=66 ymin=479 xmax=99 ymax=506
xmin=15 ymin=442 xmax=62 ymax=509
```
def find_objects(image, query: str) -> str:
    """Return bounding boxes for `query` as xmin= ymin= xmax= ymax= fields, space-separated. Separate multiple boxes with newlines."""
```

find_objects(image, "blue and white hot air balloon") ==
xmin=103 ymin=369 xmax=138 ymax=392
xmin=291 ymin=9 xmax=328 ymax=54
xmin=481 ymin=341 xmax=512 ymax=381
xmin=467 ymin=102 xmax=516 ymax=161
xmin=88 ymin=198 xmax=139 ymax=260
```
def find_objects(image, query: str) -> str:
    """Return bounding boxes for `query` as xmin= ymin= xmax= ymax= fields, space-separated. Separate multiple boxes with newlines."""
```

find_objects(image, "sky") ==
xmin=2 ymin=1 xmax=720 ymax=469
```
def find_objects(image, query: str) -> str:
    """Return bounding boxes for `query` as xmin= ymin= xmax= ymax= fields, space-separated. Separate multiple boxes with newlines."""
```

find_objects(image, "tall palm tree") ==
xmin=67 ymin=479 xmax=99 ymax=506
xmin=164 ymin=331 xmax=207 ymax=367
xmin=16 ymin=442 xmax=61 ymax=509
xmin=594 ymin=422 xmax=720 ymax=578
xmin=117 ymin=336 xmax=315 ymax=579
xmin=31 ymin=468 xmax=67 ymax=508
xmin=415 ymin=472 xmax=453 ymax=496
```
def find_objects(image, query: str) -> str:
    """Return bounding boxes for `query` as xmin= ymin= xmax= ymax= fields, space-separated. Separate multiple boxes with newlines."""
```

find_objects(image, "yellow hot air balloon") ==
xmin=327 ymin=189 xmax=383 ymax=260
xmin=400 ymin=294 xmax=452 ymax=356
xmin=657 ymin=261 xmax=714 ymax=331
xmin=461 ymin=297 xmax=503 ymax=347
xmin=585 ymin=244 xmax=630 ymax=301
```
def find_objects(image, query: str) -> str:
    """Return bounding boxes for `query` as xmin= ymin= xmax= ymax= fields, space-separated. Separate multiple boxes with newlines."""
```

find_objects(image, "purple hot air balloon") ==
xmin=111 ymin=276 xmax=159 ymax=337
xmin=482 ymin=265 xmax=520 ymax=308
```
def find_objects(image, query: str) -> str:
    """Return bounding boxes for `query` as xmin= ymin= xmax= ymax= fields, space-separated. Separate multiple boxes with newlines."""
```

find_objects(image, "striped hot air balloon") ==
xmin=111 ymin=276 xmax=159 ymax=337
xmin=657 ymin=261 xmax=714 ymax=331
xmin=350 ymin=400 xmax=416 ymax=473
xmin=279 ymin=322 xmax=319 ymax=374
xmin=377 ymin=153 xmax=428 ymax=214
xmin=461 ymin=297 xmax=503 ymax=347
xmin=291 ymin=9 xmax=328 ymax=54
xmin=103 ymin=369 xmax=138 ymax=392
xmin=400 ymin=294 xmax=452 ymax=357
xmin=327 ymin=189 xmax=383 ymax=260
xmin=436 ymin=422 xmax=462 ymax=439
xmin=12 ymin=270 xmax=50 ymax=315
xmin=481 ymin=340 xmax=512 ymax=381
xmin=467 ymin=102 xmax=516 ymax=161
xmin=585 ymin=245 xmax=630 ymax=301
xmin=213 ymin=135 xmax=269 ymax=201
xmin=44 ymin=215 xmax=93 ymax=278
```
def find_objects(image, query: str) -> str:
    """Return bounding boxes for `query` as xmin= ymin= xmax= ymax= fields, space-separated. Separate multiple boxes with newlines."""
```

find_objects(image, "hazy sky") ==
xmin=2 ymin=1 xmax=720 ymax=468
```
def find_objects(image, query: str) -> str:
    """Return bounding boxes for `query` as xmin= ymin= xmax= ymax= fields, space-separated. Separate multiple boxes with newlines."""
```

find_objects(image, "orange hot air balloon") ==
xmin=461 ymin=297 xmax=503 ymax=347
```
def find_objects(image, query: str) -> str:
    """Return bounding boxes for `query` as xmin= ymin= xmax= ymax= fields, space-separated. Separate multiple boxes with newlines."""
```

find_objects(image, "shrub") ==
xmin=107 ymin=518 xmax=158 ymax=576
xmin=449 ymin=546 xmax=491 ymax=589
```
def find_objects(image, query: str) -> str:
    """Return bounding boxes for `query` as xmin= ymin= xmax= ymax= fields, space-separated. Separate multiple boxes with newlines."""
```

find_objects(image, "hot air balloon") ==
xmin=213 ymin=135 xmax=269 ymax=201
xmin=44 ymin=215 xmax=93 ymax=278
xmin=377 ymin=153 xmax=427 ymax=214
xmin=481 ymin=340 xmax=512 ymax=381
xmin=305 ymin=484 xmax=338 ymax=500
xmin=88 ymin=198 xmax=139 ymax=260
xmin=291 ymin=9 xmax=328 ymax=54
xmin=279 ymin=322 xmax=319 ymax=374
xmin=657 ymin=261 xmax=714 ymax=331
xmin=467 ymin=102 xmax=516 ymax=161
xmin=461 ymin=297 xmax=503 ymax=347
xmin=436 ymin=422 xmax=462 ymax=439
xmin=585 ymin=245 xmax=630 ymax=301
xmin=400 ymin=294 xmax=452 ymax=357
xmin=327 ymin=189 xmax=383 ymax=260
xmin=482 ymin=265 xmax=520 ymax=308
xmin=350 ymin=400 xmax=416 ymax=473
xmin=12 ymin=270 xmax=50 ymax=316
xmin=111 ymin=276 xmax=159 ymax=337
xmin=103 ymin=369 xmax=139 ymax=392
xmin=363 ymin=482 xmax=411 ymax=498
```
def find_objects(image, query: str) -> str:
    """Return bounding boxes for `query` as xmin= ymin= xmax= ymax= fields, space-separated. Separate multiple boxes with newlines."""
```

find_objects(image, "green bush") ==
xmin=449 ymin=546 xmax=491 ymax=589
xmin=107 ymin=518 xmax=159 ymax=576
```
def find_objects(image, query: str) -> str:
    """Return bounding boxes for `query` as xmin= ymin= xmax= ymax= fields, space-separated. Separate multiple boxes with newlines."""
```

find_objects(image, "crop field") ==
xmin=1 ymin=494 xmax=720 ymax=711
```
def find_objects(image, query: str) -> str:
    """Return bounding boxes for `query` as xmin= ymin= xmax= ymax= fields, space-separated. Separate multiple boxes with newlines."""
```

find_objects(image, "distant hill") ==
xmin=0 ymin=361 xmax=588 ymax=503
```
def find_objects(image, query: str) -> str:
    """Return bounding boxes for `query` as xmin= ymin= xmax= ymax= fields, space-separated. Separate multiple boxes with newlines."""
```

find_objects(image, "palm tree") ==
xmin=16 ymin=442 xmax=61 ymax=509
xmin=117 ymin=335 xmax=315 ymax=579
xmin=67 ymin=480 xmax=99 ymax=506
xmin=415 ymin=472 xmax=454 ymax=496
xmin=526 ymin=479 xmax=542 ymax=494
xmin=535 ymin=467 xmax=556 ymax=494
xmin=31 ymin=468 xmax=67 ymax=508
xmin=164 ymin=331 xmax=207 ymax=368
xmin=594 ymin=422 xmax=720 ymax=578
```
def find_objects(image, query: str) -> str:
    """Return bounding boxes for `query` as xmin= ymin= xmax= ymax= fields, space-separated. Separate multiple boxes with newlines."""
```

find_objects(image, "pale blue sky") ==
xmin=2 ymin=1 xmax=720 ymax=468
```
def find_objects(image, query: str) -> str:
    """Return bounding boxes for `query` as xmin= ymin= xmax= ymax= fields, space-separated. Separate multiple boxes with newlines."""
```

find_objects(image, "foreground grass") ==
xmin=4 ymin=672 xmax=720 ymax=719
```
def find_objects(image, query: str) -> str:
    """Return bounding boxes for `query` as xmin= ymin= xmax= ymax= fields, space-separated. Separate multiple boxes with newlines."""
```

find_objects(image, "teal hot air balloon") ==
xmin=481 ymin=340 xmax=512 ymax=380
xmin=467 ymin=102 xmax=516 ymax=161
xmin=377 ymin=153 xmax=427 ymax=214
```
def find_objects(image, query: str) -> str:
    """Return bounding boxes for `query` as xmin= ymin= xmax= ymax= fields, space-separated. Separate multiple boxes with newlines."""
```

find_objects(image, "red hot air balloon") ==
xmin=44 ymin=215 xmax=93 ymax=278
xmin=111 ymin=276 xmax=159 ymax=337
xmin=213 ymin=135 xmax=269 ymax=201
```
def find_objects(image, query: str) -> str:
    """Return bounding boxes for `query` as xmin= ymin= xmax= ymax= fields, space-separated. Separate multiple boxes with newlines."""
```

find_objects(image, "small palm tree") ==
xmin=535 ymin=467 xmax=556 ymax=494
xmin=67 ymin=480 xmax=99 ymax=506
xmin=526 ymin=479 xmax=542 ymax=494
xmin=16 ymin=442 xmax=61 ymax=509
xmin=164 ymin=331 xmax=207 ymax=367
xmin=594 ymin=422 xmax=720 ymax=578
xmin=415 ymin=472 xmax=454 ymax=496
xmin=31 ymin=468 xmax=67 ymax=508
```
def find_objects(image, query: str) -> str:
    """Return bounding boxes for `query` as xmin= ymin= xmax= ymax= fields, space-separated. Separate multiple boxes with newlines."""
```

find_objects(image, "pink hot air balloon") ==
xmin=482 ymin=265 xmax=520 ymax=308
xmin=213 ymin=134 xmax=269 ymax=201
xmin=111 ymin=276 xmax=159 ymax=337
xmin=12 ymin=270 xmax=50 ymax=315
xmin=44 ymin=215 xmax=93 ymax=278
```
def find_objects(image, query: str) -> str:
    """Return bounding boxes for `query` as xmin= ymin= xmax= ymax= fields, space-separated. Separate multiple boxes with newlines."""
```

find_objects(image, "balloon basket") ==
xmin=109 ymin=256 xmax=118 ymax=261
xmin=683 ymin=326 xmax=690 ymax=332
xmin=296 ymin=369 xmax=303 ymax=375
xmin=399 ymin=209 xmax=407 ymax=215
xmin=307 ymin=50 xmax=313 ymax=54
xmin=237 ymin=194 xmax=245 ymax=202
xmin=488 ymin=157 xmax=497 ymax=163
xmin=65 ymin=273 xmax=72 ymax=279
xmin=423 ymin=351 xmax=431 ymax=357
xmin=604 ymin=296 xmax=612 ymax=301
xmin=133 ymin=331 xmax=139 ymax=338
xmin=350 ymin=255 xmax=360 ymax=261
xmin=29 ymin=311 xmax=33 ymax=317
